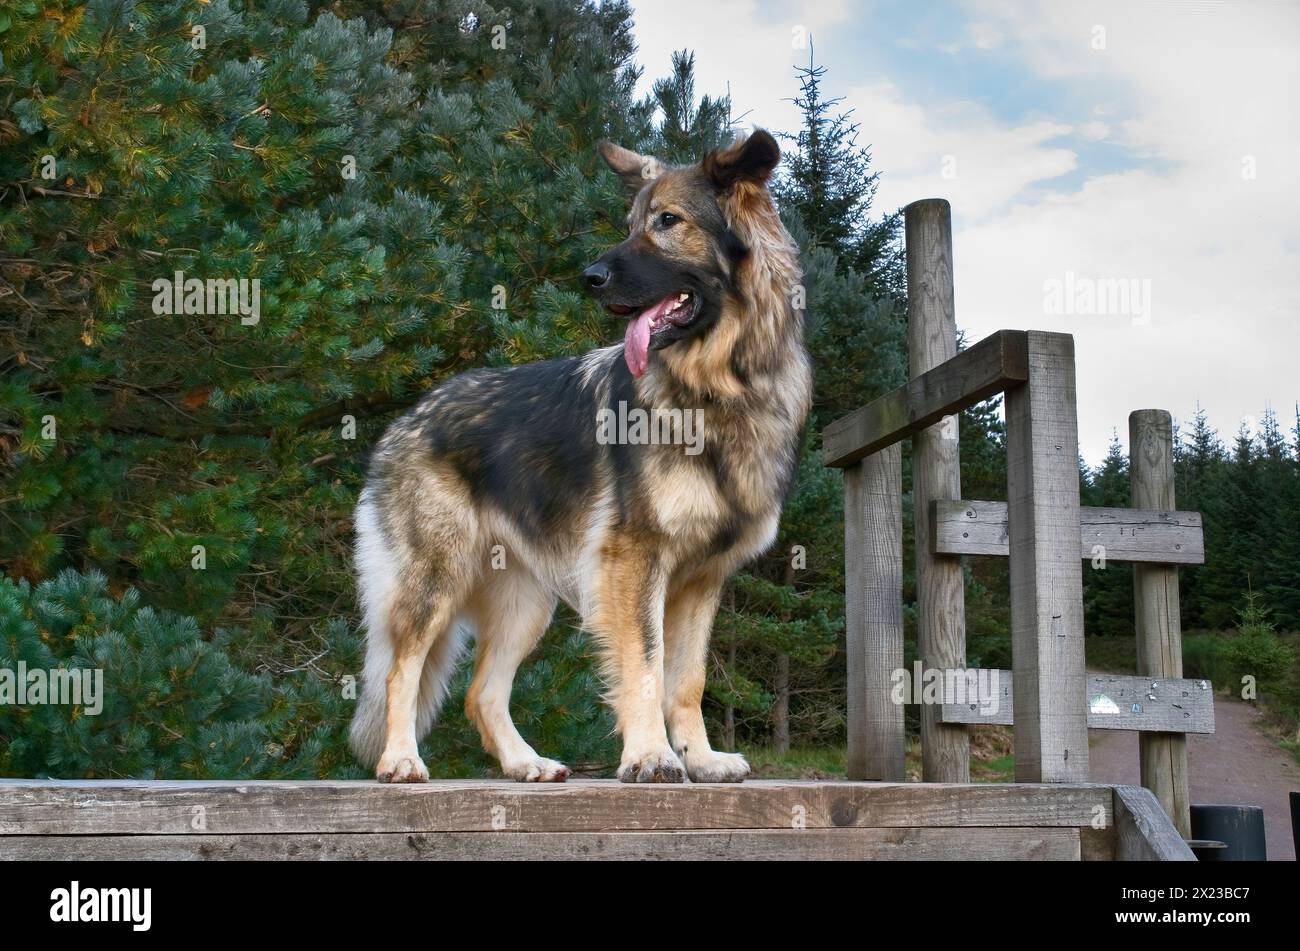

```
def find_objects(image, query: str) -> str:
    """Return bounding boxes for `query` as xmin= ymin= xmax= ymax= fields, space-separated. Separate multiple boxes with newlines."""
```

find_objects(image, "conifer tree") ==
xmin=1081 ymin=432 xmax=1135 ymax=637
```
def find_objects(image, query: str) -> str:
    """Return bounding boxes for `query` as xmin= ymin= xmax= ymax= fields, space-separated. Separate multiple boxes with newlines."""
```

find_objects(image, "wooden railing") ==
xmin=825 ymin=199 xmax=1207 ymax=837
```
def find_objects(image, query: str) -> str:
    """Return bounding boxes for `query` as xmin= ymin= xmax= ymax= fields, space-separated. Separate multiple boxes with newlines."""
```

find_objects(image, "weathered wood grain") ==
xmin=936 ymin=671 xmax=1215 ymax=732
xmin=1131 ymin=409 xmax=1193 ymax=839
xmin=905 ymin=198 xmax=970 ymax=784
xmin=0 ymin=780 xmax=1111 ymax=835
xmin=1113 ymin=785 xmax=1196 ymax=861
xmin=0 ymin=827 xmax=1083 ymax=861
xmin=1080 ymin=823 xmax=1117 ymax=861
xmin=821 ymin=330 xmax=1029 ymax=468
xmin=845 ymin=444 xmax=906 ymax=781
xmin=1005 ymin=331 xmax=1089 ymax=782
xmin=932 ymin=500 xmax=1205 ymax=564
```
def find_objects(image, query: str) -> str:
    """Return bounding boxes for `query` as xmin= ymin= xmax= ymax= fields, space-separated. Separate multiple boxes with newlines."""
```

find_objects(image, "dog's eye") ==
xmin=658 ymin=212 xmax=681 ymax=228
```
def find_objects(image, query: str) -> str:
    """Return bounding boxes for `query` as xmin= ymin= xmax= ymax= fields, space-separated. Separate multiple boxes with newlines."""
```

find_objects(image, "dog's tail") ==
xmin=348 ymin=493 xmax=466 ymax=770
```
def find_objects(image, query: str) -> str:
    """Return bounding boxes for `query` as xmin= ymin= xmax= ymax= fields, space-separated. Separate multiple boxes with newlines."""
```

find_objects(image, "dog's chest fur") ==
xmin=639 ymin=361 xmax=809 ymax=566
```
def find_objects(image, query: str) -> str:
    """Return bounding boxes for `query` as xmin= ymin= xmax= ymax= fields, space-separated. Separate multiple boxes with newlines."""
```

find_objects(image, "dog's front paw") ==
xmin=376 ymin=752 xmax=429 ymax=784
xmin=504 ymin=756 xmax=571 ymax=783
xmin=617 ymin=748 xmax=687 ymax=783
xmin=682 ymin=748 xmax=749 ymax=783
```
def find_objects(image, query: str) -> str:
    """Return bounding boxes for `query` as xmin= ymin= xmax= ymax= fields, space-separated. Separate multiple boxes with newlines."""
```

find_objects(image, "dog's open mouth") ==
xmin=608 ymin=290 xmax=699 ymax=378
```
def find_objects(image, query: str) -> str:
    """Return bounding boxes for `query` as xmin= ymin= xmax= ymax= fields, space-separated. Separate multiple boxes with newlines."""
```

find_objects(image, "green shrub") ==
xmin=1222 ymin=592 xmax=1295 ymax=690
xmin=0 ymin=568 xmax=355 ymax=779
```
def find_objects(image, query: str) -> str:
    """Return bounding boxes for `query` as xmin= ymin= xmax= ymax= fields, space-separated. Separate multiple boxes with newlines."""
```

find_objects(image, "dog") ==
xmin=348 ymin=129 xmax=811 ymax=783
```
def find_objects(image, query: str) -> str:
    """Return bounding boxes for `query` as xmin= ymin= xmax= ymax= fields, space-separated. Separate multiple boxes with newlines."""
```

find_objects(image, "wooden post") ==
xmin=1005 ymin=331 xmax=1089 ymax=782
xmin=1130 ymin=409 xmax=1192 ymax=838
xmin=845 ymin=444 xmax=905 ymax=781
xmin=905 ymin=199 xmax=969 ymax=783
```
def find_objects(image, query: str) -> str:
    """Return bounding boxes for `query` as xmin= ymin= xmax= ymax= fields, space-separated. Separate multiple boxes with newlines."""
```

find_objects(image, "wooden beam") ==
xmin=905 ymin=198 xmax=970 ymax=783
xmin=0 ymin=780 xmax=1113 ymax=835
xmin=821 ymin=329 xmax=1028 ymax=468
xmin=1006 ymin=331 xmax=1089 ymax=782
xmin=1113 ymin=785 xmax=1197 ymax=861
xmin=844 ymin=444 xmax=906 ymax=781
xmin=1131 ymin=409 xmax=1193 ymax=839
xmin=932 ymin=500 xmax=1205 ymax=564
xmin=0 ymin=827 xmax=1083 ymax=862
xmin=936 ymin=671 xmax=1215 ymax=732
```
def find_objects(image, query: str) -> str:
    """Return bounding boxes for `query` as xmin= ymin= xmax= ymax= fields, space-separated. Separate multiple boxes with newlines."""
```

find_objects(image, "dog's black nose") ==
xmin=582 ymin=262 xmax=611 ymax=289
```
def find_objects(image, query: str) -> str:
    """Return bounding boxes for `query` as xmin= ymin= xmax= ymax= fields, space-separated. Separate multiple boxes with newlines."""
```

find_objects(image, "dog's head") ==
xmin=584 ymin=130 xmax=781 ymax=378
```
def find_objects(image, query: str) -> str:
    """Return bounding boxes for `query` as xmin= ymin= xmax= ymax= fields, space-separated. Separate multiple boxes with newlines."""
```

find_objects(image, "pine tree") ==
xmin=1175 ymin=406 xmax=1226 ymax=628
xmin=1081 ymin=432 xmax=1134 ymax=637
xmin=772 ymin=45 xmax=901 ymax=294
xmin=645 ymin=50 xmax=735 ymax=162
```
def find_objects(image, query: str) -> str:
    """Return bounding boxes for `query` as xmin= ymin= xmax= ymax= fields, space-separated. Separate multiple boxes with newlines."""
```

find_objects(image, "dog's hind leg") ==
xmin=351 ymin=473 xmax=479 ymax=784
xmin=662 ymin=571 xmax=749 ymax=783
xmin=373 ymin=585 xmax=461 ymax=783
xmin=464 ymin=568 xmax=568 ymax=782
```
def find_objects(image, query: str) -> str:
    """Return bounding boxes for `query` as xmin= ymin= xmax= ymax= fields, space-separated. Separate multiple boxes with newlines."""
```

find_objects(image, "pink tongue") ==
xmin=623 ymin=294 xmax=678 ymax=378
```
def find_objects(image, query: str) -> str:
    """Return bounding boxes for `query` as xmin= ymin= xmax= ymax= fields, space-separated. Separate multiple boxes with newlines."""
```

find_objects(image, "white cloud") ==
xmin=945 ymin=0 xmax=1300 ymax=460
xmin=845 ymin=80 xmax=1079 ymax=220
xmin=629 ymin=0 xmax=854 ymax=139
xmin=1078 ymin=120 xmax=1108 ymax=141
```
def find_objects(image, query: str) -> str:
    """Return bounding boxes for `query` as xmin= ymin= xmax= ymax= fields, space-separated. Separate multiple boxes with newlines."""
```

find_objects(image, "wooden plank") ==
xmin=1131 ymin=409 xmax=1193 ymax=839
xmin=0 ymin=827 xmax=1083 ymax=861
xmin=905 ymin=198 xmax=970 ymax=784
xmin=0 ymin=780 xmax=1112 ymax=835
xmin=936 ymin=671 xmax=1215 ymax=732
xmin=1080 ymin=823 xmax=1117 ymax=861
xmin=1006 ymin=331 xmax=1089 ymax=782
xmin=1113 ymin=785 xmax=1196 ymax=861
xmin=821 ymin=330 xmax=1028 ymax=468
xmin=844 ymin=444 xmax=905 ymax=781
xmin=933 ymin=500 xmax=1205 ymax=564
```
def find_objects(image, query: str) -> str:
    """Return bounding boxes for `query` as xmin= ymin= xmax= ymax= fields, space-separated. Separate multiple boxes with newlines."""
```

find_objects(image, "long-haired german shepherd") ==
xmin=349 ymin=129 xmax=810 ymax=783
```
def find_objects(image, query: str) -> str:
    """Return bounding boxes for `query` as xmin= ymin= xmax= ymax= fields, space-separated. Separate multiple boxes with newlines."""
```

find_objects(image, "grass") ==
xmin=740 ymin=724 xmax=1017 ymax=783
xmin=741 ymin=744 xmax=847 ymax=779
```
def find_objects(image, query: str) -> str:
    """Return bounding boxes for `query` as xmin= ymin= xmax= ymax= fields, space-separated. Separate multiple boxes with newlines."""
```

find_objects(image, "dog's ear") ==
xmin=703 ymin=129 xmax=781 ymax=191
xmin=597 ymin=141 xmax=666 ymax=197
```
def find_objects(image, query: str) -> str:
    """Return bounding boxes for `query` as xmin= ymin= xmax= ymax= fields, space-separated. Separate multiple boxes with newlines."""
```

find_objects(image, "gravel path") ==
xmin=1087 ymin=692 xmax=1299 ymax=861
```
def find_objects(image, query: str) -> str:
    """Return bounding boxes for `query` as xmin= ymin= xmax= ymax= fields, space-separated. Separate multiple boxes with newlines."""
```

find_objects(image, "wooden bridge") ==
xmin=0 ymin=199 xmax=1208 ymax=861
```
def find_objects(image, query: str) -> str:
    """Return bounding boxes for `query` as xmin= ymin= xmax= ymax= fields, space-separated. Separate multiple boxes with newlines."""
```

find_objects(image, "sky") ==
xmin=626 ymin=0 xmax=1300 ymax=464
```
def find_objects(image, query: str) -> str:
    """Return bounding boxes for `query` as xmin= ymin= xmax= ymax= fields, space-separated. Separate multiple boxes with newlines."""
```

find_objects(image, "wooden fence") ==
xmin=826 ymin=199 xmax=1210 ymax=839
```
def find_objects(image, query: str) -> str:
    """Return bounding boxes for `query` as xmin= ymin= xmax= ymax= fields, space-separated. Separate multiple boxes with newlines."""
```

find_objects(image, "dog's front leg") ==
xmin=591 ymin=540 xmax=686 ymax=783
xmin=662 ymin=572 xmax=750 ymax=782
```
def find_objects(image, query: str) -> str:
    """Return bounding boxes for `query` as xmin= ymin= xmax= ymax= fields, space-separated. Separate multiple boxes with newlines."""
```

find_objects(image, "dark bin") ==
xmin=1190 ymin=804 xmax=1267 ymax=861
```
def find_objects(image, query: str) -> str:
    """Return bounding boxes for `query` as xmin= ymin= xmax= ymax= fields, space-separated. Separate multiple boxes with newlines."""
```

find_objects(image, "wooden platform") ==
xmin=0 ymin=779 xmax=1195 ymax=861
